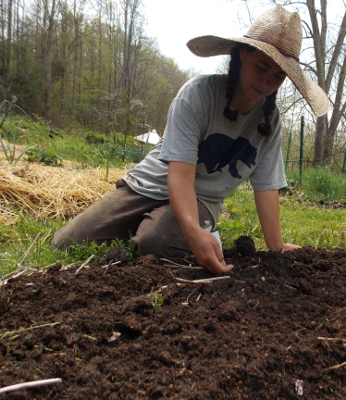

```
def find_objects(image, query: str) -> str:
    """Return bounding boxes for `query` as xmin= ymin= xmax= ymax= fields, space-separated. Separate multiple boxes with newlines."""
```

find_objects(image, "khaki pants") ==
xmin=52 ymin=179 xmax=214 ymax=259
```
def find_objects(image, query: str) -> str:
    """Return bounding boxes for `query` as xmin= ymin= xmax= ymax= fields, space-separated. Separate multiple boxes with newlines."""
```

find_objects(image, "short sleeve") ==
xmin=158 ymin=77 xmax=212 ymax=165
xmin=249 ymin=109 xmax=287 ymax=191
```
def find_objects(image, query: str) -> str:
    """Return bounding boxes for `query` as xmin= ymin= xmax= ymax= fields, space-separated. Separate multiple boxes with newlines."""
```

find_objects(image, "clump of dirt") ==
xmin=1 ymin=238 xmax=346 ymax=399
xmin=234 ymin=235 xmax=256 ymax=257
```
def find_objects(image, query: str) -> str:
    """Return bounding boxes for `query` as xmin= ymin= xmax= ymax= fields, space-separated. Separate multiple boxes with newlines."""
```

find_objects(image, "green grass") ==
xmin=286 ymin=167 xmax=346 ymax=202
xmin=0 ymin=214 xmax=112 ymax=276
xmin=1 ymin=115 xmax=149 ymax=169
xmin=218 ymin=186 xmax=346 ymax=251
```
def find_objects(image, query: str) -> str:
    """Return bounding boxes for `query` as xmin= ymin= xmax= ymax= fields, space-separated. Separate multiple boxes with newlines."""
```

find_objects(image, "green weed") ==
xmin=149 ymin=287 xmax=163 ymax=313
xmin=286 ymin=167 xmax=346 ymax=202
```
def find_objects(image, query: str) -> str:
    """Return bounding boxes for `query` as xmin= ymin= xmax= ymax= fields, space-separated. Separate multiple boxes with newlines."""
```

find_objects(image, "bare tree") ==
xmin=45 ymin=0 xmax=57 ymax=117
xmin=6 ymin=0 xmax=13 ymax=75
xmin=304 ymin=0 xmax=346 ymax=165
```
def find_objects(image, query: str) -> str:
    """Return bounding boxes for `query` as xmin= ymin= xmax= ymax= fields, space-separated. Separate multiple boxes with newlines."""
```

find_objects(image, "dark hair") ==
xmin=223 ymin=44 xmax=277 ymax=136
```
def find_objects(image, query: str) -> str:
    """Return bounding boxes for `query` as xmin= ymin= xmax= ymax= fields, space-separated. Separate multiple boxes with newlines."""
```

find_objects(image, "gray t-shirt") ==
xmin=124 ymin=74 xmax=287 ymax=223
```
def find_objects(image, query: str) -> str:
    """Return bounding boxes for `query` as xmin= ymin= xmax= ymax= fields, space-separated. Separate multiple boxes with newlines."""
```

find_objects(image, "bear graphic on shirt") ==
xmin=197 ymin=133 xmax=257 ymax=179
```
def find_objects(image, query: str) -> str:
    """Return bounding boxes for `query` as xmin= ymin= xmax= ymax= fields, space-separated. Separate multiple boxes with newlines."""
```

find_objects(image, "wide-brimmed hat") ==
xmin=187 ymin=5 xmax=329 ymax=117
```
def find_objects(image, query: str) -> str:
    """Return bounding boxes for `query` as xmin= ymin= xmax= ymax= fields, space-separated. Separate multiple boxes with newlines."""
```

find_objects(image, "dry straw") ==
xmin=0 ymin=161 xmax=125 ymax=224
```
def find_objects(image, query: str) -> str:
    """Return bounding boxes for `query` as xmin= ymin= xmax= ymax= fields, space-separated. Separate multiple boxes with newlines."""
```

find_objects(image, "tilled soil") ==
xmin=1 ymin=238 xmax=346 ymax=399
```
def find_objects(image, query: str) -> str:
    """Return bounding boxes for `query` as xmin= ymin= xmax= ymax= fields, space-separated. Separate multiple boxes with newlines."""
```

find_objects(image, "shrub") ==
xmin=26 ymin=148 xmax=64 ymax=167
xmin=85 ymin=132 xmax=105 ymax=145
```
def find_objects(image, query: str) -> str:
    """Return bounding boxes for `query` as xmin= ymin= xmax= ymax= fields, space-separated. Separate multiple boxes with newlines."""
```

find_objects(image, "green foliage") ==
xmin=0 ymin=121 xmax=33 ymax=164
xmin=218 ymin=187 xmax=261 ymax=249
xmin=2 ymin=0 xmax=192 ymax=139
xmin=218 ymin=198 xmax=245 ymax=243
xmin=149 ymin=287 xmax=164 ymax=313
xmin=0 ymin=105 xmax=54 ymax=164
xmin=62 ymin=241 xmax=112 ymax=262
xmin=0 ymin=214 xmax=124 ymax=275
xmin=26 ymin=148 xmax=64 ymax=166
xmin=0 ymin=214 xmax=60 ymax=275
xmin=218 ymin=185 xmax=346 ymax=251
xmin=286 ymin=167 xmax=346 ymax=202
xmin=85 ymin=132 xmax=105 ymax=145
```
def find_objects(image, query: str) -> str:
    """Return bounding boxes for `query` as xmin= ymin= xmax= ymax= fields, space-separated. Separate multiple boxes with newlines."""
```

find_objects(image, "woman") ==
xmin=52 ymin=5 xmax=329 ymax=275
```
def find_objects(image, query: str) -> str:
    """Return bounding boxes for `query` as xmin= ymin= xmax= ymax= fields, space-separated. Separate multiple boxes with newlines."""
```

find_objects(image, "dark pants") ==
xmin=52 ymin=179 xmax=214 ymax=259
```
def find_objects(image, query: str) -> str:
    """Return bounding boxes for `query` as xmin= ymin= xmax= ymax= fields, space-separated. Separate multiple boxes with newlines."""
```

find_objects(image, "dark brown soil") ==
xmin=1 ymin=237 xmax=346 ymax=399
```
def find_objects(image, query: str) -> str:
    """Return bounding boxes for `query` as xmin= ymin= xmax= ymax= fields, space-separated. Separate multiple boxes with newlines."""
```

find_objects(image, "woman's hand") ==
xmin=281 ymin=243 xmax=301 ymax=252
xmin=167 ymin=161 xmax=233 ymax=275
xmin=184 ymin=226 xmax=233 ymax=275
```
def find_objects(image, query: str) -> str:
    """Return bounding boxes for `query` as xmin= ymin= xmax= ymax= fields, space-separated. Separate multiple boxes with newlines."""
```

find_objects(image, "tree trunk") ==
xmin=313 ymin=115 xmax=327 ymax=165
xmin=5 ymin=0 xmax=13 ymax=75
xmin=43 ymin=0 xmax=57 ymax=118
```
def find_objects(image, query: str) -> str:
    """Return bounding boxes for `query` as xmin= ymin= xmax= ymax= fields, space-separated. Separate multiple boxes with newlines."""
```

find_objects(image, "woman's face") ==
xmin=238 ymin=47 xmax=287 ymax=103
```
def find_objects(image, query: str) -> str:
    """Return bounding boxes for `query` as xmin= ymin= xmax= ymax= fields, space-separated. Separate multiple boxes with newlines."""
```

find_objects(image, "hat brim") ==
xmin=187 ymin=35 xmax=329 ymax=117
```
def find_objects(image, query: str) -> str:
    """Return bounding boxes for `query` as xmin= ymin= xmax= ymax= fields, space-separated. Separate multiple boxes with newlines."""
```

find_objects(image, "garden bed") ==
xmin=1 ymin=239 xmax=346 ymax=399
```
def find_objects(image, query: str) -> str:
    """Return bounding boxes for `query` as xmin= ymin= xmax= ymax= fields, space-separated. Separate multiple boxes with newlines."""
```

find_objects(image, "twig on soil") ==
xmin=325 ymin=361 xmax=346 ymax=371
xmin=284 ymin=284 xmax=298 ymax=291
xmin=60 ymin=263 xmax=77 ymax=270
xmin=101 ymin=260 xmax=121 ymax=275
xmin=174 ymin=276 xmax=231 ymax=286
xmin=0 ymin=266 xmax=44 ymax=287
xmin=182 ymin=287 xmax=199 ymax=307
xmin=0 ymin=378 xmax=62 ymax=394
xmin=160 ymin=258 xmax=204 ymax=269
xmin=0 ymin=268 xmax=28 ymax=286
xmin=0 ymin=322 xmax=60 ymax=340
xmin=75 ymin=255 xmax=94 ymax=275
xmin=318 ymin=337 xmax=346 ymax=343
xmin=41 ymin=262 xmax=60 ymax=270
xmin=18 ymin=232 xmax=41 ymax=267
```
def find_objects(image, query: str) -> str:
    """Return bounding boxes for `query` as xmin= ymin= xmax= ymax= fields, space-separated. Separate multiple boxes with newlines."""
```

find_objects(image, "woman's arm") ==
xmin=168 ymin=161 xmax=233 ymax=274
xmin=254 ymin=190 xmax=300 ymax=251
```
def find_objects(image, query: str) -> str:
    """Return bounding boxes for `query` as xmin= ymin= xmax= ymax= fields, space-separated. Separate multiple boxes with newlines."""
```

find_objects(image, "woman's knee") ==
xmin=131 ymin=206 xmax=191 ymax=259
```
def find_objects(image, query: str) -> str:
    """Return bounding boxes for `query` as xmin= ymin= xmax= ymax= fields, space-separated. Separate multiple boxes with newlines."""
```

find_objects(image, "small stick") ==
xmin=0 ymin=267 xmax=38 ymax=286
xmin=318 ymin=337 xmax=346 ymax=343
xmin=0 ymin=322 xmax=60 ymax=340
xmin=75 ymin=255 xmax=94 ymax=275
xmin=1 ymin=268 xmax=24 ymax=280
xmin=0 ymin=378 xmax=62 ymax=394
xmin=60 ymin=263 xmax=76 ymax=270
xmin=41 ymin=263 xmax=60 ymax=270
xmin=325 ymin=361 xmax=346 ymax=371
xmin=284 ymin=284 xmax=298 ymax=291
xmin=174 ymin=276 xmax=231 ymax=286
xmin=160 ymin=258 xmax=204 ymax=269
xmin=101 ymin=261 xmax=121 ymax=275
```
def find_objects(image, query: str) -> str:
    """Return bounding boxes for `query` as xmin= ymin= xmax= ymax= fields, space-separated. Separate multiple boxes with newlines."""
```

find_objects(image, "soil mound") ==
xmin=1 ymin=239 xmax=346 ymax=399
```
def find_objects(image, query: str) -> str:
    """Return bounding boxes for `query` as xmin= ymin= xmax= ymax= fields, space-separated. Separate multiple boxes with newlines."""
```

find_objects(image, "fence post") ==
xmin=299 ymin=116 xmax=304 ymax=180
xmin=342 ymin=150 xmax=346 ymax=174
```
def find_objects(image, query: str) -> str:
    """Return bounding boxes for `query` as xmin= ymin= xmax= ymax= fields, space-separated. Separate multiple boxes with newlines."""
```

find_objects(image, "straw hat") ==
xmin=187 ymin=5 xmax=329 ymax=117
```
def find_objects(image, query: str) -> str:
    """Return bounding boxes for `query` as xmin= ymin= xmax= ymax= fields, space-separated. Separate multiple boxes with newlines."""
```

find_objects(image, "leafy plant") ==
xmin=0 ymin=100 xmax=53 ymax=164
xmin=26 ymin=148 xmax=64 ymax=167
xmin=85 ymin=132 xmax=105 ymax=145
xmin=149 ymin=287 xmax=163 ymax=313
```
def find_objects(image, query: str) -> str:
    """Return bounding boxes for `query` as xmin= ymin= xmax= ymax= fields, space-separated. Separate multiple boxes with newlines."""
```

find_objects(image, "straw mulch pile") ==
xmin=0 ymin=161 xmax=125 ymax=225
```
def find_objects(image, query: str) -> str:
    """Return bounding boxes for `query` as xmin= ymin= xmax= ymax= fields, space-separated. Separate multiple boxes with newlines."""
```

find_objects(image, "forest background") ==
xmin=0 ymin=0 xmax=346 ymax=170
